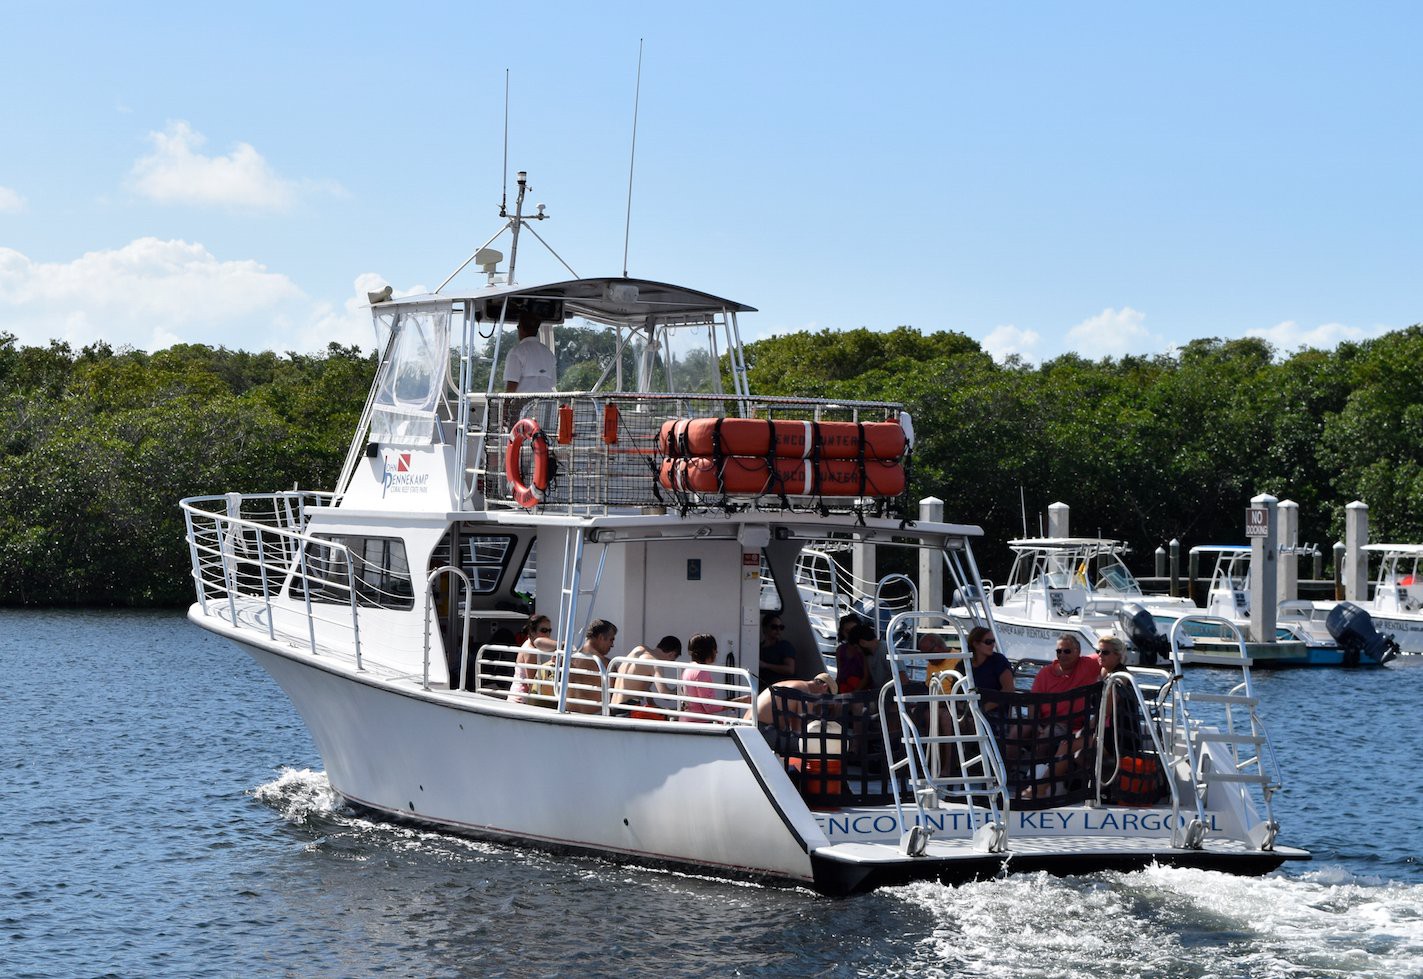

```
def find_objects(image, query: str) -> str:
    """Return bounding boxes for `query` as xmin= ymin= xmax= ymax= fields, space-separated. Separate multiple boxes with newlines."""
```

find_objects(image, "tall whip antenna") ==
xmin=500 ymin=69 xmax=510 ymax=216
xmin=621 ymin=39 xmax=644 ymax=278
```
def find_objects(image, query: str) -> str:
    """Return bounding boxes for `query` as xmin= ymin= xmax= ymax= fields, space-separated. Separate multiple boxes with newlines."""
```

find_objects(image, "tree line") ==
xmin=2 ymin=323 xmax=1420 ymax=606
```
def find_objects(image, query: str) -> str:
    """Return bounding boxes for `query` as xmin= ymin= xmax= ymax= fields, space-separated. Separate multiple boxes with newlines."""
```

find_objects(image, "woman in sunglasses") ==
xmin=509 ymin=613 xmax=557 ymax=705
xmin=967 ymin=626 xmax=1014 ymax=695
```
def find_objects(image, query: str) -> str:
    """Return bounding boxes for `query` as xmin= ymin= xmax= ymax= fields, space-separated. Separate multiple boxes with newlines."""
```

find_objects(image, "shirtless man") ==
xmin=566 ymin=619 xmax=618 ymax=714
xmin=754 ymin=673 xmax=837 ymax=726
xmin=611 ymin=635 xmax=682 ymax=719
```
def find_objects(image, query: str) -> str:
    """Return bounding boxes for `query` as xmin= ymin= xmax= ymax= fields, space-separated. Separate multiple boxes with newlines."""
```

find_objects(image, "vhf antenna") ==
xmin=500 ymin=69 xmax=510 ymax=217
xmin=621 ymin=38 xmax=644 ymax=278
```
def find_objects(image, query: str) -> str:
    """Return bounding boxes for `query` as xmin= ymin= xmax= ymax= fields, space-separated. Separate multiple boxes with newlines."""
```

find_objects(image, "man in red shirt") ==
xmin=1030 ymin=634 xmax=1101 ymax=704
xmin=1025 ymin=634 xmax=1102 ymax=798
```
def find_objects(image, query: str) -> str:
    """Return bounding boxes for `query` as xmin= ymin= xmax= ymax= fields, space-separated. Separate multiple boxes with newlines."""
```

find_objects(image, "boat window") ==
xmin=370 ymin=307 xmax=450 ymax=446
xmin=463 ymin=535 xmax=514 ymax=592
xmin=299 ymin=535 xmax=415 ymax=610
xmin=429 ymin=531 xmax=519 ymax=595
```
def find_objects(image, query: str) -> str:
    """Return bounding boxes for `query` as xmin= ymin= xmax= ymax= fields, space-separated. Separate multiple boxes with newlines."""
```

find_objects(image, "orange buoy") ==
xmin=556 ymin=404 xmax=574 ymax=445
xmin=506 ymin=418 xmax=551 ymax=508
xmin=658 ymin=455 xmax=905 ymax=498
xmin=601 ymin=403 xmax=620 ymax=444
xmin=658 ymin=417 xmax=906 ymax=460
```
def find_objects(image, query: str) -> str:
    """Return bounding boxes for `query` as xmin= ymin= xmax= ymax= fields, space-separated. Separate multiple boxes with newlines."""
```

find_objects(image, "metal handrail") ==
xmin=426 ymin=566 xmax=472 ymax=690
xmin=1093 ymin=672 xmax=1181 ymax=813
xmin=182 ymin=494 xmax=362 ymax=664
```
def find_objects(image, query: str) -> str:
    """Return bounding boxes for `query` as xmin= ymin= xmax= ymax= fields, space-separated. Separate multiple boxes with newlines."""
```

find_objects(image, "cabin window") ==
xmin=429 ymin=531 xmax=519 ymax=595
xmin=299 ymin=535 xmax=415 ymax=610
xmin=462 ymin=535 xmax=515 ymax=593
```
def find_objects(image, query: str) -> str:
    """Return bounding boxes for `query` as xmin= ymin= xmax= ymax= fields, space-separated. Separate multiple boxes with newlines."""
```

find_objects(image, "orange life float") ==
xmin=657 ymin=418 xmax=906 ymax=461
xmin=659 ymin=455 xmax=905 ymax=498
xmin=1116 ymin=755 xmax=1165 ymax=806
xmin=505 ymin=418 xmax=551 ymax=508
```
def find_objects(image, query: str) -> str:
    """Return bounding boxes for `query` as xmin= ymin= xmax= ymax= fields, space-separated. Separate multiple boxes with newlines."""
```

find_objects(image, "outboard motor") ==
xmin=1118 ymin=603 xmax=1170 ymax=667
xmin=1325 ymin=602 xmax=1399 ymax=666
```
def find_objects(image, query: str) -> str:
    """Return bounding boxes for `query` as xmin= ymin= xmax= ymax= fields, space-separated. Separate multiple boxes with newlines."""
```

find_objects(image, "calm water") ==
xmin=3 ymin=610 xmax=1421 ymax=978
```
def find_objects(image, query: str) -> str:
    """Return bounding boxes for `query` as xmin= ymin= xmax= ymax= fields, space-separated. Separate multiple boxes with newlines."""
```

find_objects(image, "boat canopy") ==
xmin=374 ymin=276 xmax=756 ymax=327
xmin=1009 ymin=537 xmax=1124 ymax=550
xmin=1362 ymin=543 xmax=1423 ymax=557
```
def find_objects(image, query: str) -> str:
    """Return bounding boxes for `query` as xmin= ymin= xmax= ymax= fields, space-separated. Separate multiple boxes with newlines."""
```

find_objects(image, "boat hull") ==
xmin=219 ymin=626 xmax=821 ymax=884
xmin=196 ymin=606 xmax=1308 ymax=895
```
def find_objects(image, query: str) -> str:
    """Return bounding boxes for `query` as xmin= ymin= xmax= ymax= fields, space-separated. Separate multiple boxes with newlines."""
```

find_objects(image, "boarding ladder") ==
xmin=878 ymin=611 xmax=1010 ymax=857
xmin=1163 ymin=615 xmax=1283 ymax=850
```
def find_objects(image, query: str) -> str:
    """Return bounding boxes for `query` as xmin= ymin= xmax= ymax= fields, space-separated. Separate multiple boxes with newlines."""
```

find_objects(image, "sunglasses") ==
xmin=979 ymin=637 xmax=996 ymax=646
xmin=1099 ymin=648 xmax=1119 ymax=656
xmin=1055 ymin=647 xmax=1076 ymax=656
xmin=536 ymin=626 xmax=552 ymax=634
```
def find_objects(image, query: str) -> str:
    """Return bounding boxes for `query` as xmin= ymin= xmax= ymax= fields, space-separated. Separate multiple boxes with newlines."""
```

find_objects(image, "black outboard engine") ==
xmin=1119 ymin=603 xmax=1170 ymax=667
xmin=1325 ymin=602 xmax=1399 ymax=666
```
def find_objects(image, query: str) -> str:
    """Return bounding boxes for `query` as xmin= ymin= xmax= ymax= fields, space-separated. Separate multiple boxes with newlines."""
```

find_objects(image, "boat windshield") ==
xmin=1094 ymin=558 xmax=1142 ymax=596
xmin=370 ymin=305 xmax=450 ymax=446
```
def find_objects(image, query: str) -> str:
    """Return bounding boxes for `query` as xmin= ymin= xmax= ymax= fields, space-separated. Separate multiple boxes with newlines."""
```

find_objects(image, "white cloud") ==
xmin=1245 ymin=319 xmax=1392 ymax=353
xmin=981 ymin=324 xmax=1041 ymax=364
xmin=128 ymin=121 xmax=336 ymax=212
xmin=0 ymin=186 xmax=25 ymax=213
xmin=1064 ymin=306 xmax=1165 ymax=359
xmin=742 ymin=318 xmax=819 ymax=343
xmin=0 ymin=239 xmax=385 ymax=353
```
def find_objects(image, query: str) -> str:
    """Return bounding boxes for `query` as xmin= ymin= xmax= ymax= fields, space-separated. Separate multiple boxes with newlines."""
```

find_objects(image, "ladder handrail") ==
xmin=880 ymin=609 xmax=1010 ymax=852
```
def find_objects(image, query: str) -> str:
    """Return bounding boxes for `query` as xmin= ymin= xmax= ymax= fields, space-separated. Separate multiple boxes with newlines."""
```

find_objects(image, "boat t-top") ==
xmin=181 ymin=172 xmax=1306 ymax=893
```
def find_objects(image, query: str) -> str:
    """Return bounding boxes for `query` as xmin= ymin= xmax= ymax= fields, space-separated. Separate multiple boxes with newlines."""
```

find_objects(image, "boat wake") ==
xmin=250 ymin=768 xmax=514 ymax=860
xmin=250 ymin=767 xmax=343 ymax=824
xmin=896 ymin=865 xmax=1423 ymax=978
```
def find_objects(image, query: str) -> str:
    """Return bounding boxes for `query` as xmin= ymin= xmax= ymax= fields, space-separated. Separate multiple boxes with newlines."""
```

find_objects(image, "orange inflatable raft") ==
xmin=658 ymin=455 xmax=906 ymax=498
xmin=657 ymin=418 xmax=907 ymax=461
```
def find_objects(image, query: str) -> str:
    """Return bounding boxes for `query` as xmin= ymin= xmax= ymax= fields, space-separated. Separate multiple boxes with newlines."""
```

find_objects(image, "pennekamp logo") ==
xmin=381 ymin=452 xmax=429 ymax=497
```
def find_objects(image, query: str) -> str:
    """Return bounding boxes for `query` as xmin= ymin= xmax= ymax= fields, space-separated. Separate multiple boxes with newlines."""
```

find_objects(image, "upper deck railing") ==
xmin=464 ymin=391 xmax=908 ymax=515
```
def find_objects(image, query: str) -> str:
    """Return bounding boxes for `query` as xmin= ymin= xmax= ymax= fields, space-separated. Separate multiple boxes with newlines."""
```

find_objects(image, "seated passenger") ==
xmin=509 ymin=614 xmax=557 ymax=705
xmin=833 ymin=623 xmax=876 ymax=694
xmin=1025 ymin=633 xmax=1102 ymax=798
xmin=1029 ymin=634 xmax=1101 ymax=731
xmin=920 ymin=631 xmax=965 ymax=691
xmin=681 ymin=633 xmax=742 ymax=722
xmin=754 ymin=673 xmax=838 ymax=726
xmin=566 ymin=619 xmax=617 ymax=715
xmin=611 ymin=635 xmax=682 ymax=719
xmin=966 ymin=627 xmax=1014 ymax=698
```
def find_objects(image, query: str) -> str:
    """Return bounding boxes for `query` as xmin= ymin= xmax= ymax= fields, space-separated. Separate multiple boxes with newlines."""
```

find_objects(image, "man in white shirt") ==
xmin=503 ymin=311 xmax=557 ymax=392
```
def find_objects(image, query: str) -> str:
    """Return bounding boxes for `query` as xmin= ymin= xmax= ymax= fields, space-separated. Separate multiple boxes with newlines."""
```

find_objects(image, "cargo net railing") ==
xmin=469 ymin=392 xmax=911 ymax=516
xmin=181 ymin=492 xmax=369 ymax=664
xmin=978 ymin=683 xmax=1105 ymax=811
xmin=765 ymin=688 xmax=901 ymax=808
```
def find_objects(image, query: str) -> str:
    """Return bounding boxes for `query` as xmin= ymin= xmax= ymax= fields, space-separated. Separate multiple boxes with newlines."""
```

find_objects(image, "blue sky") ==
xmin=2 ymin=2 xmax=1419 ymax=362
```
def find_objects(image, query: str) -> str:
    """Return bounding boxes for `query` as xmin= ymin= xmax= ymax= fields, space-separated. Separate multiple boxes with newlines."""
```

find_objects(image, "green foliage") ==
xmin=0 ymin=341 xmax=376 ymax=606
xmin=5 ymin=318 xmax=1422 ymax=606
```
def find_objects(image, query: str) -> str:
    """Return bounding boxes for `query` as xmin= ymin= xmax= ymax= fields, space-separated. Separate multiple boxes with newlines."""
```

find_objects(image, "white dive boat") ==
xmin=1351 ymin=544 xmax=1423 ymax=655
xmin=955 ymin=538 xmax=1189 ymax=667
xmin=1181 ymin=546 xmax=1393 ymax=668
xmin=182 ymin=175 xmax=1306 ymax=893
